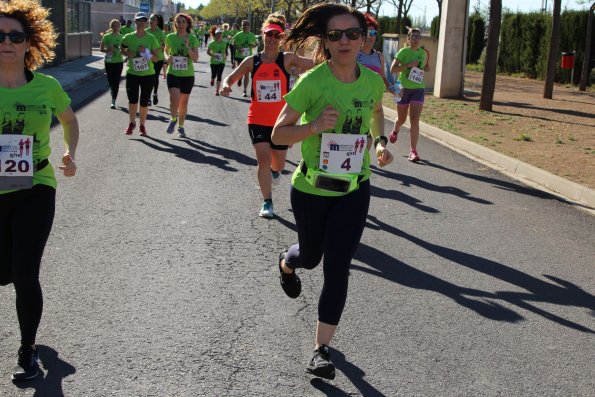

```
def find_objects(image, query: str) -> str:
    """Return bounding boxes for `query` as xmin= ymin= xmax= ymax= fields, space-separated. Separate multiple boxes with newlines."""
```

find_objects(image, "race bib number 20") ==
xmin=0 ymin=135 xmax=33 ymax=190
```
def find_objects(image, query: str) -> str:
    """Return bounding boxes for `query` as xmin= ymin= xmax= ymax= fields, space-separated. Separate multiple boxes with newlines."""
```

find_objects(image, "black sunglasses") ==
xmin=264 ymin=31 xmax=282 ymax=39
xmin=0 ymin=31 xmax=27 ymax=44
xmin=326 ymin=28 xmax=362 ymax=42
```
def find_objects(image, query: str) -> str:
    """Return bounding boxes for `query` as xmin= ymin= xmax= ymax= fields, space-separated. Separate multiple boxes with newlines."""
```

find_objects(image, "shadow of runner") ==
xmin=183 ymin=138 xmax=256 ymax=167
xmin=14 ymin=345 xmax=76 ymax=396
xmin=362 ymin=215 xmax=595 ymax=333
xmin=131 ymin=136 xmax=237 ymax=172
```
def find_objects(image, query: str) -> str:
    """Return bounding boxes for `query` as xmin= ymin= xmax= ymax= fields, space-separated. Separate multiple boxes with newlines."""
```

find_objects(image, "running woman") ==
xmin=0 ymin=0 xmax=79 ymax=381
xmin=207 ymin=27 xmax=227 ymax=95
xmin=121 ymin=12 xmax=160 ymax=136
xmin=271 ymin=3 xmax=393 ymax=379
xmin=220 ymin=14 xmax=314 ymax=219
xmin=100 ymin=19 xmax=125 ymax=109
xmin=228 ymin=23 xmax=239 ymax=68
xmin=388 ymin=27 xmax=430 ymax=162
xmin=146 ymin=13 xmax=166 ymax=106
xmin=164 ymin=13 xmax=199 ymax=138
xmin=232 ymin=20 xmax=257 ymax=97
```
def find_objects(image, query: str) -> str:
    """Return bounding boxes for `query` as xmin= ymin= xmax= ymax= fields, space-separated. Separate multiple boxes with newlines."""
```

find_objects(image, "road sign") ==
xmin=140 ymin=2 xmax=150 ymax=13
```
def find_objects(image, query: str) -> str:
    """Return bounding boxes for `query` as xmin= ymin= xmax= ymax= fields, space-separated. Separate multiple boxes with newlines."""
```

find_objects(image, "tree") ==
xmin=579 ymin=2 xmax=594 ymax=91
xmin=480 ymin=0 xmax=502 ymax=111
xmin=467 ymin=12 xmax=486 ymax=64
xmin=543 ymin=0 xmax=562 ymax=98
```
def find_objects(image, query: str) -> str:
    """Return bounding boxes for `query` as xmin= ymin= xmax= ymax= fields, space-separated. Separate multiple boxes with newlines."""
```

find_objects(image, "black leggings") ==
xmin=0 ymin=184 xmax=55 ymax=346
xmin=105 ymin=62 xmax=124 ymax=100
xmin=126 ymin=74 xmax=154 ymax=107
xmin=153 ymin=60 xmax=164 ymax=94
xmin=210 ymin=63 xmax=225 ymax=82
xmin=285 ymin=179 xmax=370 ymax=325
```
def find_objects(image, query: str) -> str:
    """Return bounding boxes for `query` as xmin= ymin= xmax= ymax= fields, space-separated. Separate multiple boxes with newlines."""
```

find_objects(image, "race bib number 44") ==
xmin=0 ymin=135 xmax=34 ymax=190
xmin=256 ymin=80 xmax=281 ymax=102
xmin=319 ymin=133 xmax=366 ymax=174
xmin=408 ymin=66 xmax=424 ymax=84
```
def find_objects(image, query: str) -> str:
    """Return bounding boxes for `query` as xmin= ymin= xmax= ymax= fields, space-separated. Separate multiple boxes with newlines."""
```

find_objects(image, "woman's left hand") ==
xmin=376 ymin=146 xmax=393 ymax=168
xmin=59 ymin=153 xmax=77 ymax=177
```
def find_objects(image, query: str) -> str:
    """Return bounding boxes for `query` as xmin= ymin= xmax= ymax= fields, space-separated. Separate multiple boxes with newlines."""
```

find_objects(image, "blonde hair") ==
xmin=0 ymin=0 xmax=57 ymax=70
xmin=262 ymin=13 xmax=286 ymax=33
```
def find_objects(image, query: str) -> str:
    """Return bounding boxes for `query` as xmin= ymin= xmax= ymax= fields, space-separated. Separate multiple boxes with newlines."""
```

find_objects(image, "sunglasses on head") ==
xmin=367 ymin=29 xmax=377 ymax=37
xmin=265 ymin=31 xmax=282 ymax=39
xmin=0 ymin=31 xmax=27 ymax=44
xmin=326 ymin=28 xmax=362 ymax=42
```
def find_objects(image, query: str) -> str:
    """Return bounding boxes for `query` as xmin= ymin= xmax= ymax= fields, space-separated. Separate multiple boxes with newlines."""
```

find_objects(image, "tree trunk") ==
xmin=543 ymin=0 xmax=562 ymax=99
xmin=579 ymin=3 xmax=594 ymax=91
xmin=479 ymin=0 xmax=502 ymax=111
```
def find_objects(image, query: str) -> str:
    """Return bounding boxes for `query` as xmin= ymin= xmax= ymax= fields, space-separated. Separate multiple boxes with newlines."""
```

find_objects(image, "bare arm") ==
xmin=220 ymin=56 xmax=254 ymax=96
xmin=272 ymin=104 xmax=339 ymax=146
xmin=56 ymin=106 xmax=79 ymax=177
xmin=370 ymin=100 xmax=393 ymax=168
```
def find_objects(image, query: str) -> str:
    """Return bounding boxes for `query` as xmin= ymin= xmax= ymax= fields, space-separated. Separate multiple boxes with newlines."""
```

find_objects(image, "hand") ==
xmin=315 ymin=105 xmax=339 ymax=132
xmin=59 ymin=153 xmax=77 ymax=177
xmin=219 ymin=84 xmax=232 ymax=96
xmin=375 ymin=145 xmax=393 ymax=168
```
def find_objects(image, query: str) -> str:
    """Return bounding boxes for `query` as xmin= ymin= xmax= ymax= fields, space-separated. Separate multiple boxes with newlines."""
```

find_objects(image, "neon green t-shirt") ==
xmin=0 ymin=72 xmax=71 ymax=193
xmin=165 ymin=33 xmax=199 ymax=77
xmin=120 ymin=25 xmax=134 ymax=36
xmin=146 ymin=27 xmax=166 ymax=61
xmin=233 ymin=31 xmax=257 ymax=59
xmin=283 ymin=62 xmax=385 ymax=197
xmin=228 ymin=29 xmax=239 ymax=44
xmin=208 ymin=40 xmax=227 ymax=65
xmin=122 ymin=32 xmax=160 ymax=76
xmin=101 ymin=32 xmax=124 ymax=63
xmin=395 ymin=46 xmax=427 ymax=89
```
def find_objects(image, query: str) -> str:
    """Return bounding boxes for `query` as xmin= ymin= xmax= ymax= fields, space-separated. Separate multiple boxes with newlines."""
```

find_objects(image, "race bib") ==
xmin=319 ymin=133 xmax=366 ymax=174
xmin=256 ymin=80 xmax=281 ymax=103
xmin=172 ymin=56 xmax=188 ymax=70
xmin=408 ymin=67 xmax=424 ymax=84
xmin=105 ymin=52 xmax=113 ymax=62
xmin=0 ymin=135 xmax=34 ymax=190
xmin=214 ymin=53 xmax=223 ymax=62
xmin=132 ymin=57 xmax=149 ymax=72
xmin=241 ymin=48 xmax=251 ymax=57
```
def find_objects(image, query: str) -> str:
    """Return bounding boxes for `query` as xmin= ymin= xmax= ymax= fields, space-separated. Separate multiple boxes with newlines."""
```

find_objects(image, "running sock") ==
xmin=178 ymin=124 xmax=184 ymax=128
xmin=170 ymin=117 xmax=177 ymax=122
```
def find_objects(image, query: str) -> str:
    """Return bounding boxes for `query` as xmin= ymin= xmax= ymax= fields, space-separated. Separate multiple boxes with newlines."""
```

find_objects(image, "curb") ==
xmin=383 ymin=106 xmax=595 ymax=211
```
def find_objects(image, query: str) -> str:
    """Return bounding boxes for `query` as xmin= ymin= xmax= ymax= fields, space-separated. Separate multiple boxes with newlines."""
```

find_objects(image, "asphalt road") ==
xmin=1 ymin=57 xmax=594 ymax=397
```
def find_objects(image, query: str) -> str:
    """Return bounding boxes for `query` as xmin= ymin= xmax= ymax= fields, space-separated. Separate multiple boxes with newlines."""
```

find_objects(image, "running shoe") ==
xmin=11 ymin=345 xmax=40 ymax=381
xmin=408 ymin=149 xmax=420 ymax=162
xmin=389 ymin=128 xmax=399 ymax=144
xmin=278 ymin=251 xmax=301 ymax=299
xmin=215 ymin=90 xmax=220 ymax=96
xmin=139 ymin=125 xmax=148 ymax=137
xmin=242 ymin=91 xmax=247 ymax=98
xmin=210 ymin=79 xmax=214 ymax=86
xmin=166 ymin=120 xmax=176 ymax=134
xmin=110 ymin=99 xmax=116 ymax=109
xmin=259 ymin=200 xmax=274 ymax=218
xmin=153 ymin=94 xmax=158 ymax=105
xmin=238 ymin=78 xmax=242 ymax=87
xmin=305 ymin=345 xmax=336 ymax=380
xmin=271 ymin=170 xmax=281 ymax=185
xmin=125 ymin=122 xmax=136 ymax=135
xmin=177 ymin=127 xmax=186 ymax=138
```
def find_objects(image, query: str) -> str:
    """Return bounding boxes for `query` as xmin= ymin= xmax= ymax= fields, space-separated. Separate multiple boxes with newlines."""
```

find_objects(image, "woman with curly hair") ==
xmin=0 ymin=0 xmax=79 ymax=381
xmin=271 ymin=3 xmax=392 ymax=379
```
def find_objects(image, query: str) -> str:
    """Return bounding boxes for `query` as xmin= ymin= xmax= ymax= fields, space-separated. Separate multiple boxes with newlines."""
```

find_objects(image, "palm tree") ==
xmin=479 ymin=0 xmax=501 ymax=111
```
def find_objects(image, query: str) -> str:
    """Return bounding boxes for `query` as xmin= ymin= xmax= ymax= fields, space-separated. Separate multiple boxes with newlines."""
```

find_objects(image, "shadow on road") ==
xmin=132 ymin=136 xmax=238 ymax=171
xmin=371 ymin=165 xmax=493 ymax=205
xmin=183 ymin=138 xmax=256 ymax=167
xmin=356 ymin=215 xmax=595 ymax=333
xmin=14 ymin=345 xmax=75 ymax=396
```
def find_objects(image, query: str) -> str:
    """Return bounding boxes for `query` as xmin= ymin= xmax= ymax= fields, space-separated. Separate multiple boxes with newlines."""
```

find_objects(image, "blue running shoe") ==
xmin=166 ymin=119 xmax=176 ymax=134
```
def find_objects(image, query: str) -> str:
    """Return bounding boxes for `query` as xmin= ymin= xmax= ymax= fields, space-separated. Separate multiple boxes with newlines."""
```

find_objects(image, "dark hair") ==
xmin=150 ymin=13 xmax=164 ymax=30
xmin=173 ymin=13 xmax=192 ymax=34
xmin=282 ymin=3 xmax=366 ymax=64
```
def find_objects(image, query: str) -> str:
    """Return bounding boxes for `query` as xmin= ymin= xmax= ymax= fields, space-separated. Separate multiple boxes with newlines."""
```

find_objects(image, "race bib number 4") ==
xmin=0 ymin=135 xmax=34 ymax=190
xmin=132 ymin=57 xmax=149 ymax=72
xmin=319 ymin=133 xmax=366 ymax=174
xmin=172 ymin=56 xmax=188 ymax=70
xmin=256 ymin=80 xmax=281 ymax=103
xmin=408 ymin=66 xmax=424 ymax=84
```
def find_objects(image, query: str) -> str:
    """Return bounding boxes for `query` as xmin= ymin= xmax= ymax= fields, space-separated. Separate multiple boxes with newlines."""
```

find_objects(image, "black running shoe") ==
xmin=153 ymin=94 xmax=158 ymax=105
xmin=278 ymin=251 xmax=301 ymax=299
xmin=305 ymin=345 xmax=335 ymax=380
xmin=11 ymin=345 xmax=40 ymax=381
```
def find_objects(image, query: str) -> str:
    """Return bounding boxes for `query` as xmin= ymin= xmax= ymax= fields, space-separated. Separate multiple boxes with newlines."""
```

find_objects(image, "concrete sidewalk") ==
xmin=42 ymin=53 xmax=595 ymax=211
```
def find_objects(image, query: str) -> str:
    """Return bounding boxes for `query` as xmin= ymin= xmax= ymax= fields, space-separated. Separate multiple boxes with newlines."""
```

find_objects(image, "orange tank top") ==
xmin=247 ymin=52 xmax=290 ymax=126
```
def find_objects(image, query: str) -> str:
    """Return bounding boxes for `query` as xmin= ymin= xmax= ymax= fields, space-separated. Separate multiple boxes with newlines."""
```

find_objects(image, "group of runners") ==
xmin=2 ymin=0 xmax=430 ymax=384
